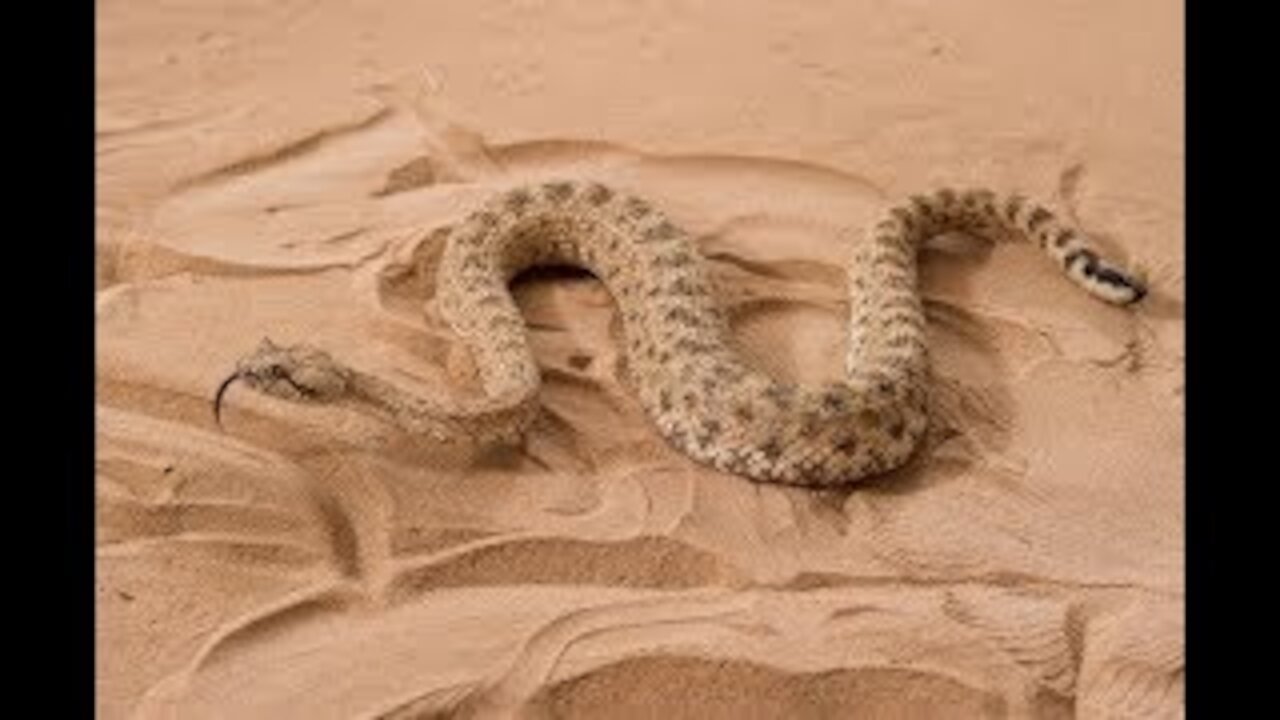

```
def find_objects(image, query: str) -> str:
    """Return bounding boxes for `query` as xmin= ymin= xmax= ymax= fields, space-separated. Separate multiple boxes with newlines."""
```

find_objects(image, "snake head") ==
xmin=214 ymin=338 xmax=353 ymax=426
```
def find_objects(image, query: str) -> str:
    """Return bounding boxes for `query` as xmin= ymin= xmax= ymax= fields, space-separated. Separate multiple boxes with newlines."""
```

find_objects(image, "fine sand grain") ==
xmin=97 ymin=1 xmax=1183 ymax=717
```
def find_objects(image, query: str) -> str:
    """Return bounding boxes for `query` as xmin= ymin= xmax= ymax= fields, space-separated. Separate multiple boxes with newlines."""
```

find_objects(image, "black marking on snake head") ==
xmin=1054 ymin=229 xmax=1077 ymax=248
xmin=281 ymin=374 xmax=319 ymax=400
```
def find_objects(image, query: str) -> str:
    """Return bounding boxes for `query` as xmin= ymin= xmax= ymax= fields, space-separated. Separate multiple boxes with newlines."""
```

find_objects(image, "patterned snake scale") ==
xmin=216 ymin=180 xmax=1146 ymax=487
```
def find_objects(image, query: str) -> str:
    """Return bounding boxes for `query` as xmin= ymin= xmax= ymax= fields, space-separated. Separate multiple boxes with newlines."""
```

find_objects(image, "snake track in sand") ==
xmin=216 ymin=180 xmax=1146 ymax=487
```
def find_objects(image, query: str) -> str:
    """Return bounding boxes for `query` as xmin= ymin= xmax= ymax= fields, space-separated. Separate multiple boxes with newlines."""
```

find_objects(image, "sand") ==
xmin=96 ymin=1 xmax=1184 ymax=718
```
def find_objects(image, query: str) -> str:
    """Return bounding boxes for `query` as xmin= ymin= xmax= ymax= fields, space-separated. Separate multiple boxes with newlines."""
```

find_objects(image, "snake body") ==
xmin=219 ymin=180 xmax=1145 ymax=487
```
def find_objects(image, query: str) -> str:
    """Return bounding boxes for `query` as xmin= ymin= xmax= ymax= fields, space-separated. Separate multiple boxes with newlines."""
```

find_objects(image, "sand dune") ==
xmin=97 ymin=1 xmax=1183 ymax=717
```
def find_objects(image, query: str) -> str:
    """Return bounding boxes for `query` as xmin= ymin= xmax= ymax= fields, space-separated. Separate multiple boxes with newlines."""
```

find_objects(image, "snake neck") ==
xmin=345 ymin=368 xmax=538 ymax=445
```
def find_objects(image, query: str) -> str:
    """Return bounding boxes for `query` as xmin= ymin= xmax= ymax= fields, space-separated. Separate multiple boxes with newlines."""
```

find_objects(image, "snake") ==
xmin=214 ymin=180 xmax=1146 ymax=487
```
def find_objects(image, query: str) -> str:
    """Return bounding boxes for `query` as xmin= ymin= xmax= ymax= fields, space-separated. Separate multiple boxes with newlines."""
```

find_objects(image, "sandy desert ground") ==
xmin=96 ymin=1 xmax=1184 ymax=717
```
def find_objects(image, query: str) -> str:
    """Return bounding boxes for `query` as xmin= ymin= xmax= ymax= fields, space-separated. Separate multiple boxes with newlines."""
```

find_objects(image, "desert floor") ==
xmin=97 ymin=1 xmax=1183 ymax=718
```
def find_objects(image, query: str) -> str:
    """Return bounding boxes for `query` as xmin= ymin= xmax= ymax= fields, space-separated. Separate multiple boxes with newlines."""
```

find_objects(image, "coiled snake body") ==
xmin=216 ymin=180 xmax=1145 ymax=487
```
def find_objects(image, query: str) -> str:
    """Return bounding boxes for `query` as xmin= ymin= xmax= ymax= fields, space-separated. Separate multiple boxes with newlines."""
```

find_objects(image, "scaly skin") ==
xmin=216 ymin=181 xmax=1146 ymax=487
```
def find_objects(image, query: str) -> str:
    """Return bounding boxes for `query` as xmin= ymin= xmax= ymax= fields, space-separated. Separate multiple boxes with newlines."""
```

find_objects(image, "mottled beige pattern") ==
xmin=219 ymin=181 xmax=1146 ymax=486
